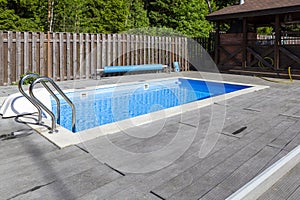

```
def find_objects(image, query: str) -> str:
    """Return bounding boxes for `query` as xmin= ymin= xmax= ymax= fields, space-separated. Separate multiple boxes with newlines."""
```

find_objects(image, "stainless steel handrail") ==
xmin=29 ymin=76 xmax=76 ymax=132
xmin=18 ymin=74 xmax=49 ymax=124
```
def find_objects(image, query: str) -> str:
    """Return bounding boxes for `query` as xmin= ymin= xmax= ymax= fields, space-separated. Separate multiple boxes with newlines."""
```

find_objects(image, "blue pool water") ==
xmin=51 ymin=78 xmax=251 ymax=132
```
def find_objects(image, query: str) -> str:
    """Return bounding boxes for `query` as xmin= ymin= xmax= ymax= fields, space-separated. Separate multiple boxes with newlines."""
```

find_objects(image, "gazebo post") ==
xmin=274 ymin=14 xmax=281 ymax=70
xmin=242 ymin=18 xmax=248 ymax=68
xmin=214 ymin=21 xmax=220 ymax=64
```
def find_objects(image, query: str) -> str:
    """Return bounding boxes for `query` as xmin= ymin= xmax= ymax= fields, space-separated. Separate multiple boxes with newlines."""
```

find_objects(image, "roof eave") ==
xmin=206 ymin=5 xmax=300 ymax=21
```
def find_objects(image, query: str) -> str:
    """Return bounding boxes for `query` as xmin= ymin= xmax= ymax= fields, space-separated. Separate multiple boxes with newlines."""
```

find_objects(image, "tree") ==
xmin=147 ymin=0 xmax=214 ymax=37
xmin=127 ymin=0 xmax=149 ymax=29
xmin=51 ymin=0 xmax=85 ymax=32
xmin=0 ymin=0 xmax=47 ymax=31
xmin=215 ymin=0 xmax=238 ymax=8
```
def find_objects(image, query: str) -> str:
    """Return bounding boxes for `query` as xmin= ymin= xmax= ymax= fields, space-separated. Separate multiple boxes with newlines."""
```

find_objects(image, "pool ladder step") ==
xmin=18 ymin=74 xmax=76 ymax=133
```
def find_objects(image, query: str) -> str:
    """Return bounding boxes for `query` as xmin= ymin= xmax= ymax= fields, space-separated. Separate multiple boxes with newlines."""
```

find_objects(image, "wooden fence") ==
xmin=0 ymin=31 xmax=193 ymax=85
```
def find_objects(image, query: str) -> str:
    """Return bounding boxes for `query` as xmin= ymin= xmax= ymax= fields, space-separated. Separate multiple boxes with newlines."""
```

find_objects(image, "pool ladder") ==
xmin=18 ymin=74 xmax=76 ymax=133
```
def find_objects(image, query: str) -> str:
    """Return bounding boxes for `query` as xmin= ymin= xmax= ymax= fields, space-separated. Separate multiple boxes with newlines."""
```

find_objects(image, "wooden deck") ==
xmin=1 ymin=72 xmax=300 ymax=199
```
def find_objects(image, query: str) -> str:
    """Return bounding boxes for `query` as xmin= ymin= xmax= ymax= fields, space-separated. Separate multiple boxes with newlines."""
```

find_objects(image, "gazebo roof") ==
xmin=207 ymin=0 xmax=300 ymax=22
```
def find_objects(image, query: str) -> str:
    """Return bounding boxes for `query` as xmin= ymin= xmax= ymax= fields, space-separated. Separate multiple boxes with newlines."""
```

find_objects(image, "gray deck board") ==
xmin=152 ymin=117 xmax=296 ymax=199
xmin=258 ymin=162 xmax=300 ymax=200
xmin=1 ymin=72 xmax=300 ymax=199
xmin=200 ymin=146 xmax=282 ymax=200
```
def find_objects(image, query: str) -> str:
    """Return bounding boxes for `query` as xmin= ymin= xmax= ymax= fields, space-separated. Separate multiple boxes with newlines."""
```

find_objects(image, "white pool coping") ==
xmin=226 ymin=144 xmax=300 ymax=200
xmin=25 ymin=77 xmax=269 ymax=148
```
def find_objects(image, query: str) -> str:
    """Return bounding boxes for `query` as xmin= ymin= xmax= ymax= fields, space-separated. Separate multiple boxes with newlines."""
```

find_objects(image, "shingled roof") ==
xmin=207 ymin=0 xmax=300 ymax=21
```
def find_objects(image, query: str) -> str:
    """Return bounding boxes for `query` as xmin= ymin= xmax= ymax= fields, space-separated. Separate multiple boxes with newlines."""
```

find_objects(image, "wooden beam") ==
xmin=242 ymin=18 xmax=247 ymax=68
xmin=274 ymin=15 xmax=281 ymax=70
xmin=247 ymin=47 xmax=274 ymax=69
xmin=248 ymin=48 xmax=273 ymax=67
xmin=214 ymin=22 xmax=220 ymax=64
xmin=279 ymin=47 xmax=300 ymax=64
xmin=219 ymin=46 xmax=242 ymax=65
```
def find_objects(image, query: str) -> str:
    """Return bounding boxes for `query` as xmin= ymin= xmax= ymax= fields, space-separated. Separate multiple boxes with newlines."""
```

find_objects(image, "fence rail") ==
xmin=0 ymin=31 xmax=197 ymax=85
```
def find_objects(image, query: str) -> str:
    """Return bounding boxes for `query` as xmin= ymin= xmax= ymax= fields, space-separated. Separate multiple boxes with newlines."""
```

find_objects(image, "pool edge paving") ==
xmin=1 ymin=71 xmax=300 ymax=199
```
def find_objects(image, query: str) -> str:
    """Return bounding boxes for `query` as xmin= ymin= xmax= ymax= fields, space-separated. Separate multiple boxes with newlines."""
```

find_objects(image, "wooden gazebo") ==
xmin=206 ymin=0 xmax=300 ymax=77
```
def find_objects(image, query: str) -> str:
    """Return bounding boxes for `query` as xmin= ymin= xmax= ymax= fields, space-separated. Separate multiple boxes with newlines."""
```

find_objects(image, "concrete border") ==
xmin=226 ymin=144 xmax=300 ymax=200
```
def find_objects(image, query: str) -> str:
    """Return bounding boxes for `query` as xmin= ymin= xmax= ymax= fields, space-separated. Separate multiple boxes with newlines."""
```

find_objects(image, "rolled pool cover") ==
xmin=103 ymin=64 xmax=163 ymax=73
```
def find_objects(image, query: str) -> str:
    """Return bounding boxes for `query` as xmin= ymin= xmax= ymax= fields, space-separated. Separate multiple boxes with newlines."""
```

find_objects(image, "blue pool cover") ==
xmin=51 ymin=78 xmax=251 ymax=132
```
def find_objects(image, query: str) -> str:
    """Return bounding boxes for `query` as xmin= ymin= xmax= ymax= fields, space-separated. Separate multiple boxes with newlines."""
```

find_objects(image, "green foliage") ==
xmin=0 ymin=8 xmax=19 ymax=30
xmin=0 ymin=0 xmax=215 ymax=37
xmin=215 ymin=0 xmax=238 ymax=9
xmin=20 ymin=71 xmax=39 ymax=85
xmin=52 ymin=0 xmax=86 ymax=32
xmin=125 ymin=27 xmax=182 ymax=36
xmin=257 ymin=27 xmax=273 ymax=35
xmin=127 ymin=0 xmax=149 ymax=29
xmin=147 ymin=0 xmax=213 ymax=37
xmin=0 ymin=0 xmax=47 ymax=31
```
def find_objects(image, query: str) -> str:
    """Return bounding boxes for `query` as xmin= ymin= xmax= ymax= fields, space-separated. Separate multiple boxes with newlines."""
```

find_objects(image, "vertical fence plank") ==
xmin=24 ymin=32 xmax=29 ymax=73
xmin=129 ymin=35 xmax=133 ymax=65
xmin=107 ymin=34 xmax=111 ymax=66
xmin=0 ymin=32 xmax=3 ymax=85
xmin=112 ymin=34 xmax=116 ymax=65
xmin=85 ymin=33 xmax=90 ymax=79
xmin=47 ymin=32 xmax=51 ymax=77
xmin=139 ymin=35 xmax=142 ymax=64
xmin=135 ymin=35 xmax=138 ymax=64
xmin=102 ymin=34 xmax=106 ymax=68
xmin=155 ymin=36 xmax=159 ymax=64
xmin=165 ymin=37 xmax=169 ymax=65
xmin=32 ymin=32 xmax=37 ymax=73
xmin=143 ymin=35 xmax=146 ymax=64
xmin=52 ymin=32 xmax=57 ymax=80
xmin=126 ymin=35 xmax=130 ymax=65
xmin=178 ymin=37 xmax=182 ymax=70
xmin=59 ymin=32 xmax=64 ymax=80
xmin=7 ymin=31 xmax=12 ymax=84
xmin=122 ymin=34 xmax=126 ymax=65
xmin=73 ymin=33 xmax=77 ymax=79
xmin=16 ymin=32 xmax=21 ymax=79
xmin=151 ymin=36 xmax=155 ymax=64
xmin=79 ymin=33 xmax=84 ymax=79
xmin=147 ymin=35 xmax=151 ymax=64
xmin=66 ymin=32 xmax=71 ymax=80
xmin=185 ymin=37 xmax=189 ymax=71
xmin=90 ymin=34 xmax=95 ymax=77
xmin=40 ymin=32 xmax=45 ymax=76
xmin=117 ymin=34 xmax=122 ymax=66
xmin=168 ymin=37 xmax=173 ymax=66
xmin=96 ymin=34 xmax=101 ymax=70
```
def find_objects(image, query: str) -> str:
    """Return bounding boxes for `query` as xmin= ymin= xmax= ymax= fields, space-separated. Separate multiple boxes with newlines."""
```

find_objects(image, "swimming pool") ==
xmin=51 ymin=78 xmax=251 ymax=132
